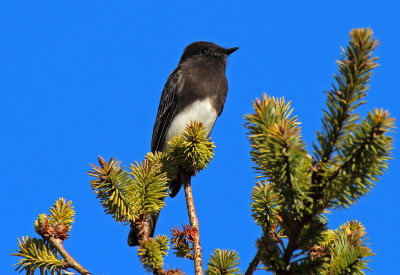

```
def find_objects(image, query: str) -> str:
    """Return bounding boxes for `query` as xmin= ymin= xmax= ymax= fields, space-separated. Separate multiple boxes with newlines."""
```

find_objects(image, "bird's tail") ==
xmin=168 ymin=178 xmax=183 ymax=198
xmin=127 ymin=212 xmax=159 ymax=247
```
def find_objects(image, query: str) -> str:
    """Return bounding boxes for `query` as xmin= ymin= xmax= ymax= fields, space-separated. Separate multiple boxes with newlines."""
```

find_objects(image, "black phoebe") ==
xmin=128 ymin=41 xmax=238 ymax=246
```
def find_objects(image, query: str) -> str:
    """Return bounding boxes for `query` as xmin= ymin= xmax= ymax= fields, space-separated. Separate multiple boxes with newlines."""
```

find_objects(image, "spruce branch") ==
xmin=256 ymin=232 xmax=286 ymax=272
xmin=170 ymin=224 xmax=196 ymax=260
xmin=324 ymin=108 xmax=394 ymax=208
xmin=138 ymin=238 xmax=166 ymax=273
xmin=245 ymin=95 xmax=317 ymax=273
xmin=88 ymin=156 xmax=138 ymax=223
xmin=310 ymin=220 xmax=374 ymax=274
xmin=169 ymin=121 xmax=215 ymax=175
xmin=89 ymin=156 xmax=169 ymax=250
xmin=89 ymin=154 xmax=185 ymax=273
xmin=11 ymin=236 xmax=64 ymax=275
xmin=47 ymin=198 xmax=75 ymax=240
xmin=136 ymin=234 xmax=178 ymax=275
xmin=296 ymin=217 xmax=327 ymax=251
xmin=37 ymin=199 xmax=90 ymax=275
xmin=250 ymin=181 xmax=280 ymax=233
xmin=34 ymin=198 xmax=75 ymax=241
xmin=138 ymin=235 xmax=184 ymax=275
xmin=127 ymin=160 xmax=169 ymax=245
xmin=146 ymin=151 xmax=178 ymax=182
xmin=12 ymin=199 xmax=91 ymax=275
xmin=313 ymin=28 xmax=380 ymax=165
xmin=154 ymin=235 xmax=170 ymax=258
xmin=266 ymin=121 xmax=311 ymax=217
xmin=130 ymin=160 xmax=169 ymax=216
xmin=245 ymin=95 xmax=311 ymax=219
xmin=205 ymin=249 xmax=241 ymax=275
xmin=311 ymin=28 xmax=382 ymax=207
xmin=243 ymin=28 xmax=389 ymax=275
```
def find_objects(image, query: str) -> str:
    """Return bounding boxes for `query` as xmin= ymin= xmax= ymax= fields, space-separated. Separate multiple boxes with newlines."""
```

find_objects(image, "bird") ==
xmin=128 ymin=41 xmax=238 ymax=246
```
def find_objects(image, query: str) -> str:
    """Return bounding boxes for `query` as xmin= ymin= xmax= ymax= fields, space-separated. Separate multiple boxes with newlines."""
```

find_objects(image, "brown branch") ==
xmin=245 ymin=249 xmax=262 ymax=275
xmin=47 ymin=236 xmax=91 ymax=275
xmin=154 ymin=268 xmax=167 ymax=275
xmin=154 ymin=268 xmax=184 ymax=275
xmin=181 ymin=173 xmax=203 ymax=275
xmin=282 ymin=233 xmax=298 ymax=266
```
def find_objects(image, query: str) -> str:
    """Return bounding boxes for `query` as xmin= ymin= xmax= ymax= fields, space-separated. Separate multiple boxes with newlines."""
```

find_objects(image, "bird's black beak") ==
xmin=225 ymin=47 xmax=239 ymax=55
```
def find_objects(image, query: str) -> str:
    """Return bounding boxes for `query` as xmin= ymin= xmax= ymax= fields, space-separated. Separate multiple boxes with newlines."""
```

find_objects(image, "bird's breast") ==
xmin=162 ymin=97 xmax=217 ymax=152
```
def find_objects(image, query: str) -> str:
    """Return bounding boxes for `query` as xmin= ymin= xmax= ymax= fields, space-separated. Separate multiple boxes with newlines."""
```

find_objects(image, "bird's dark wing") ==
xmin=151 ymin=65 xmax=183 ymax=152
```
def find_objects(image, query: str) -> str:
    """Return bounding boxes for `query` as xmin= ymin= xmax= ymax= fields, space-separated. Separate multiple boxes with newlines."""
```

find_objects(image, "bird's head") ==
xmin=179 ymin=41 xmax=239 ymax=63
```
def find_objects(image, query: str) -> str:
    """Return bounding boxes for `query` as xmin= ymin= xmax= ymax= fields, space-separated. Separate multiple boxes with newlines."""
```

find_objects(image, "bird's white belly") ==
xmin=162 ymin=98 xmax=217 ymax=152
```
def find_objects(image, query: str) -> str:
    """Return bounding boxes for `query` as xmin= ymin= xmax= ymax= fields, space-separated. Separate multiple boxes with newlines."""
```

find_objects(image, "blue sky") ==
xmin=2 ymin=1 xmax=399 ymax=274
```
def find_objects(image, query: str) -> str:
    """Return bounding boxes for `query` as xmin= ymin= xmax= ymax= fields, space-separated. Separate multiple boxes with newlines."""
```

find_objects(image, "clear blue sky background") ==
xmin=2 ymin=1 xmax=399 ymax=274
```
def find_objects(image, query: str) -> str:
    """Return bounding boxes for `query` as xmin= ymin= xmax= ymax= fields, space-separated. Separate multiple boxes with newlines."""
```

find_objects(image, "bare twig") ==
xmin=181 ymin=173 xmax=203 ymax=275
xmin=47 ymin=236 xmax=91 ymax=275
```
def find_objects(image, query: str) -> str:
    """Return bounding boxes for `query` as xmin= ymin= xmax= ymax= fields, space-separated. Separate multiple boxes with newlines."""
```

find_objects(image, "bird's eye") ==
xmin=200 ymin=49 xmax=209 ymax=55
